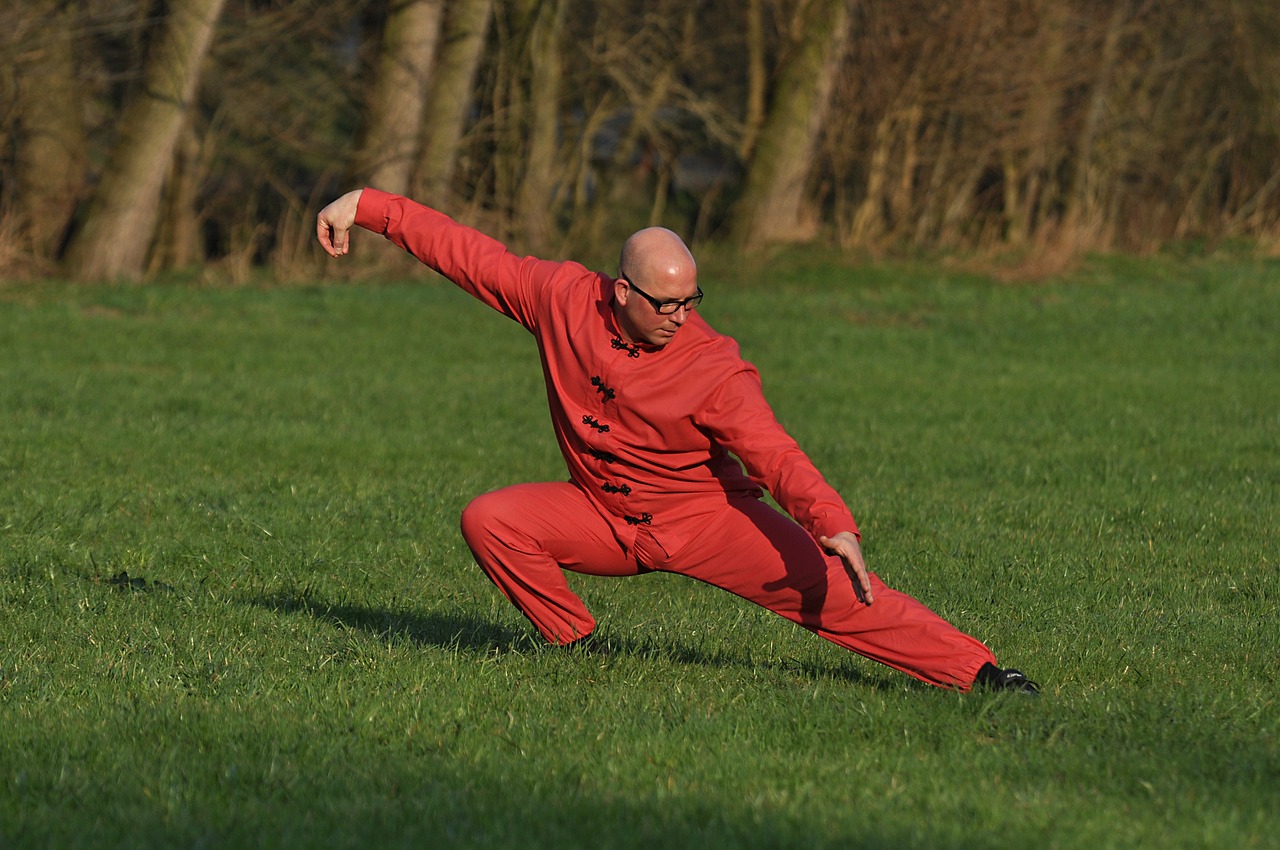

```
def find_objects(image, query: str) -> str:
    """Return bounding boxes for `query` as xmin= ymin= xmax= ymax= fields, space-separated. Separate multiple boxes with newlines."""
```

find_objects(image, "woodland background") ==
xmin=2 ymin=0 xmax=1279 ymax=282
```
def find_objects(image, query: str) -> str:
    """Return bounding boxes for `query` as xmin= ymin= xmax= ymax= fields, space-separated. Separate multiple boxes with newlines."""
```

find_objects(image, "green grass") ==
xmin=1 ymin=253 xmax=1277 ymax=849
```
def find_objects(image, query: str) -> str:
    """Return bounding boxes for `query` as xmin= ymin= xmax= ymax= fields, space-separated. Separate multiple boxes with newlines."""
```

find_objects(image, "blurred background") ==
xmin=2 ymin=0 xmax=1278 ymax=282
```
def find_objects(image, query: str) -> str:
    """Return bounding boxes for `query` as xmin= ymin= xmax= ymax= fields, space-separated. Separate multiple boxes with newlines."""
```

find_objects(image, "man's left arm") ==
xmin=701 ymin=368 xmax=874 ymax=604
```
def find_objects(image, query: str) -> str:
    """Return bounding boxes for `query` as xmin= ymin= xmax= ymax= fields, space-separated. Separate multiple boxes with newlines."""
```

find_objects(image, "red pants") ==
xmin=460 ymin=482 xmax=996 ymax=690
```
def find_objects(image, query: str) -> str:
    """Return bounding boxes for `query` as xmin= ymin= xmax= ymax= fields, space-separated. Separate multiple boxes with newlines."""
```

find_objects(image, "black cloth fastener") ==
xmin=591 ymin=376 xmax=616 ymax=402
xmin=611 ymin=338 xmax=641 ymax=358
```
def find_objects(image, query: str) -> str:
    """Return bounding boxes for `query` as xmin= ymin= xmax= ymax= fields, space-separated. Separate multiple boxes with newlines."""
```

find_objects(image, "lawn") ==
xmin=1 ymin=251 xmax=1276 ymax=849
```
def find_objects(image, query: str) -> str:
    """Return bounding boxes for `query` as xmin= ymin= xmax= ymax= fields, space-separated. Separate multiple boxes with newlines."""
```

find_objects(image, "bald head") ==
xmin=613 ymin=227 xmax=700 ymax=347
xmin=619 ymin=227 xmax=696 ymax=288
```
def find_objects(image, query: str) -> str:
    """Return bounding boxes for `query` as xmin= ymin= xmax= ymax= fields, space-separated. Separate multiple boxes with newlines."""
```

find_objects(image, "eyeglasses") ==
xmin=621 ymin=275 xmax=704 ymax=315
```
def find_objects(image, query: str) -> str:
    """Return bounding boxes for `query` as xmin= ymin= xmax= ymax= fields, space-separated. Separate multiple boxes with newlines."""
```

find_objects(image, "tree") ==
xmin=514 ymin=0 xmax=568 ymax=250
xmin=730 ymin=0 xmax=851 ymax=246
xmin=66 ymin=0 xmax=227 ymax=281
xmin=3 ymin=0 xmax=1278 ymax=278
xmin=1060 ymin=0 xmax=1130 ymax=248
xmin=413 ymin=0 xmax=494 ymax=210
xmin=7 ymin=0 xmax=86 ymax=268
xmin=354 ymin=0 xmax=445 ymax=195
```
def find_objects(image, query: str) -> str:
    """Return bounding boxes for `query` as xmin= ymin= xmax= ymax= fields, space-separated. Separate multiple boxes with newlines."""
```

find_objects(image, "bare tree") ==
xmin=66 ymin=0 xmax=227 ymax=281
xmin=739 ymin=0 xmax=768 ymax=162
xmin=6 ymin=0 xmax=86 ymax=267
xmin=514 ymin=0 xmax=568 ymax=250
xmin=148 ymin=124 xmax=207 ymax=273
xmin=4 ymin=0 xmax=1279 ymax=278
xmin=1060 ymin=0 xmax=1131 ymax=248
xmin=730 ymin=0 xmax=851 ymax=246
xmin=1002 ymin=1 xmax=1071 ymax=246
xmin=413 ymin=0 xmax=494 ymax=210
xmin=355 ymin=0 xmax=445 ymax=194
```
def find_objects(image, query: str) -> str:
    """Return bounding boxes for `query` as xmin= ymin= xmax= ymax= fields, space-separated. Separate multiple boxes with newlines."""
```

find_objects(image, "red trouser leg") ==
xmin=460 ymin=482 xmax=637 ymax=644
xmin=461 ymin=484 xmax=996 ymax=689
xmin=636 ymin=498 xmax=996 ymax=690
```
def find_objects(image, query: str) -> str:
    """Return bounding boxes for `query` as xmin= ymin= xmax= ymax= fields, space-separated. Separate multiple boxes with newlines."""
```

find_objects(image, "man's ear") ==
xmin=614 ymin=277 xmax=630 ymax=304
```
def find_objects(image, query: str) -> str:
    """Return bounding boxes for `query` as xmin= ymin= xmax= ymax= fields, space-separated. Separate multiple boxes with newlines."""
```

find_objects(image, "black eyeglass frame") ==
xmin=620 ymin=274 xmax=704 ymax=315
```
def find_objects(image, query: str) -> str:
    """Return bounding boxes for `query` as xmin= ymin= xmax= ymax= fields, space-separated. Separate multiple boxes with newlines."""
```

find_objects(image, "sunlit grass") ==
xmin=1 ymin=254 xmax=1276 ymax=848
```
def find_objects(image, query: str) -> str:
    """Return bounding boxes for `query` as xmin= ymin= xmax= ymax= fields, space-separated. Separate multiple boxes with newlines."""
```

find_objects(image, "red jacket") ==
xmin=356 ymin=189 xmax=860 ymax=557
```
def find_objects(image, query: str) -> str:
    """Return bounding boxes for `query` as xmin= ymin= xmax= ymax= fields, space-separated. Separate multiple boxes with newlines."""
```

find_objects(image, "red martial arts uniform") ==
xmin=355 ymin=189 xmax=997 ymax=690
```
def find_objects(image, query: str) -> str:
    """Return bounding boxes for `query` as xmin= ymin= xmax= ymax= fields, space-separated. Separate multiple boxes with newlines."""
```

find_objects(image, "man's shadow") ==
xmin=251 ymin=592 xmax=528 ymax=653
xmin=249 ymin=592 xmax=901 ymax=690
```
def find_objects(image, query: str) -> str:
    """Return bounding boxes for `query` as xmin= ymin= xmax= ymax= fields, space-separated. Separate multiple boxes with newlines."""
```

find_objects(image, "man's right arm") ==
xmin=317 ymin=188 xmax=557 ymax=331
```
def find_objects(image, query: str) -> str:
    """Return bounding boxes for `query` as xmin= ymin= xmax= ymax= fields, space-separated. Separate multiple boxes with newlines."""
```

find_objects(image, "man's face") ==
xmin=613 ymin=272 xmax=701 ymax=347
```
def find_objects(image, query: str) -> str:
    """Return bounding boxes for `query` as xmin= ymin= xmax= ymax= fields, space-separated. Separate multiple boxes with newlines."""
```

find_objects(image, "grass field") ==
xmin=1 ymin=251 xmax=1276 ymax=849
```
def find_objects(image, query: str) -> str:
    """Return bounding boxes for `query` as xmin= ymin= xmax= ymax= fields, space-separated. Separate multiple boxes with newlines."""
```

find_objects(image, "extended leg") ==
xmin=646 ymin=498 xmax=997 ymax=690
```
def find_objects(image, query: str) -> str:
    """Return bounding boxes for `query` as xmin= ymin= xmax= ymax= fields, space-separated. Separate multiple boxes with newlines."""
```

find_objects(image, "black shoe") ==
xmin=975 ymin=662 xmax=1040 ymax=695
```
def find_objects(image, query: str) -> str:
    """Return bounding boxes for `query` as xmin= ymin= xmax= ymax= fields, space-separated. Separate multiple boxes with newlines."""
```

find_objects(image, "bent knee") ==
xmin=460 ymin=490 xmax=505 ymax=543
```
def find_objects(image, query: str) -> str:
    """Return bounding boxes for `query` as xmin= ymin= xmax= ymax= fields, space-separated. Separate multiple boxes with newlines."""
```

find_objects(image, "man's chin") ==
xmin=650 ymin=328 xmax=678 ymax=345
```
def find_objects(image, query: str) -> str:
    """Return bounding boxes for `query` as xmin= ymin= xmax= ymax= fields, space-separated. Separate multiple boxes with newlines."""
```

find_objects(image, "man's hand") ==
xmin=818 ymin=531 xmax=875 ymax=605
xmin=316 ymin=189 xmax=364 ymax=257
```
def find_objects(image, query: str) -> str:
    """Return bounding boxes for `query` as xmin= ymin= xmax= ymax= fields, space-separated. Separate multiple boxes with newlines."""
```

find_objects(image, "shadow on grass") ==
xmin=252 ymin=591 xmax=527 ymax=653
xmin=249 ymin=591 xmax=898 ymax=691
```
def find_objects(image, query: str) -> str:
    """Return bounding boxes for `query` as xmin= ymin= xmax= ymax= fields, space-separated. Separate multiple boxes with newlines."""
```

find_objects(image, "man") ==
xmin=316 ymin=188 xmax=1038 ymax=693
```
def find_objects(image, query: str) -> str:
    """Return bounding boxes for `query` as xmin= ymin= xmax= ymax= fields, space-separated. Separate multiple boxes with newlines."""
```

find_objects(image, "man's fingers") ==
xmin=316 ymin=213 xmax=341 ymax=257
xmin=819 ymin=534 xmax=875 ymax=605
xmin=316 ymin=190 xmax=363 ymax=258
xmin=845 ymin=554 xmax=874 ymax=604
xmin=317 ymin=215 xmax=350 ymax=257
xmin=856 ymin=569 xmax=874 ymax=604
xmin=317 ymin=222 xmax=333 ymax=256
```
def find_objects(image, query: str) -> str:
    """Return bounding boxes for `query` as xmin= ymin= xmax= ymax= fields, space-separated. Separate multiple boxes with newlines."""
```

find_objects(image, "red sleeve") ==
xmin=700 ymin=367 xmax=860 ymax=542
xmin=354 ymin=188 xmax=561 ymax=332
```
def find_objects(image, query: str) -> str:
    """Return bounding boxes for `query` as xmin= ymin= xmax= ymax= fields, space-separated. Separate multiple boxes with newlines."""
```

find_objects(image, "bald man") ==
xmin=317 ymin=188 xmax=1037 ymax=693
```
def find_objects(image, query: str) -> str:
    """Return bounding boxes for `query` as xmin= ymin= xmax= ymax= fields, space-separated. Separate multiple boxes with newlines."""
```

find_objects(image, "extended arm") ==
xmin=316 ymin=188 xmax=573 ymax=333
xmin=702 ymin=368 xmax=874 ymax=604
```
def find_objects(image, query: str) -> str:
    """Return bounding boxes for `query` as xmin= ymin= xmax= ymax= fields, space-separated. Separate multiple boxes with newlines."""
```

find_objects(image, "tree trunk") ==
xmin=1006 ymin=0 xmax=1069 ymax=246
xmin=914 ymin=112 xmax=959 ymax=246
xmin=413 ymin=0 xmax=493 ymax=209
xmin=149 ymin=124 xmax=206 ymax=273
xmin=1062 ymin=0 xmax=1129 ymax=241
xmin=889 ymin=101 xmax=924 ymax=235
xmin=515 ymin=0 xmax=566 ymax=251
xmin=739 ymin=0 xmax=767 ymax=161
xmin=66 ymin=0 xmax=227 ymax=281
xmin=11 ymin=0 xmax=86 ymax=265
xmin=355 ymin=0 xmax=445 ymax=194
xmin=848 ymin=109 xmax=894 ymax=246
xmin=730 ymin=0 xmax=851 ymax=246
